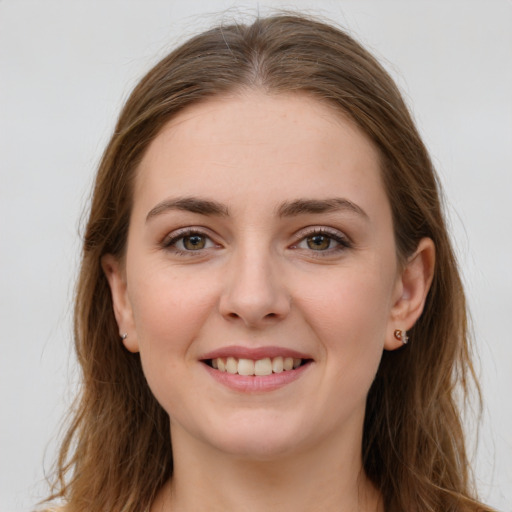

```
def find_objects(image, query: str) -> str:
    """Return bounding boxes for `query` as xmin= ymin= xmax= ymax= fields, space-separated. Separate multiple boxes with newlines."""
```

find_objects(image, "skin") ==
xmin=103 ymin=91 xmax=435 ymax=511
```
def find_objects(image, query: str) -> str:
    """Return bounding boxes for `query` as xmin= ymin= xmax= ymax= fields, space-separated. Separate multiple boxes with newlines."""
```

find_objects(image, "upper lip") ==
xmin=200 ymin=345 xmax=313 ymax=361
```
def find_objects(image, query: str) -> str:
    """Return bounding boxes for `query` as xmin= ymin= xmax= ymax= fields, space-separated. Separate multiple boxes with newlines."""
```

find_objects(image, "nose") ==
xmin=219 ymin=246 xmax=291 ymax=328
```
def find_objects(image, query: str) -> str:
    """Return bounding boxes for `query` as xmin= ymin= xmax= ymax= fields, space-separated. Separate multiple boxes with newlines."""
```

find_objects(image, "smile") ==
xmin=200 ymin=346 xmax=313 ymax=391
xmin=206 ymin=356 xmax=309 ymax=376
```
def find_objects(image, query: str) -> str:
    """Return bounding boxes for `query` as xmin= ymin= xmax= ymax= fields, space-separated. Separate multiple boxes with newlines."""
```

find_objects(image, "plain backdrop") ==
xmin=1 ymin=1 xmax=511 ymax=511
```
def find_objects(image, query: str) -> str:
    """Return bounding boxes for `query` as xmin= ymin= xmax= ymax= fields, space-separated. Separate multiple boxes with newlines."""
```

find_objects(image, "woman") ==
xmin=42 ymin=13 xmax=494 ymax=512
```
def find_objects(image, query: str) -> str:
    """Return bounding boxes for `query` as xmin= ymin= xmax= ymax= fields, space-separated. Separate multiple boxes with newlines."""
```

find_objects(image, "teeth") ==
xmin=283 ymin=357 xmax=294 ymax=371
xmin=226 ymin=357 xmax=237 ymax=374
xmin=272 ymin=356 xmax=284 ymax=373
xmin=254 ymin=358 xmax=272 ymax=376
xmin=238 ymin=358 xmax=255 ymax=376
xmin=210 ymin=356 xmax=305 ymax=376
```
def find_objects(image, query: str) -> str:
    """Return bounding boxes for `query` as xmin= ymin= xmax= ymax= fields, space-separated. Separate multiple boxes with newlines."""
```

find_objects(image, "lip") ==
xmin=199 ymin=345 xmax=314 ymax=393
xmin=202 ymin=360 xmax=312 ymax=392
xmin=200 ymin=345 xmax=312 ymax=361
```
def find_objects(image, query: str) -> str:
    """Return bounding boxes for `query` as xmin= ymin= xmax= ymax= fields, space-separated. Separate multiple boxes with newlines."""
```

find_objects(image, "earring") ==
xmin=394 ymin=329 xmax=409 ymax=344
xmin=121 ymin=333 xmax=128 ymax=340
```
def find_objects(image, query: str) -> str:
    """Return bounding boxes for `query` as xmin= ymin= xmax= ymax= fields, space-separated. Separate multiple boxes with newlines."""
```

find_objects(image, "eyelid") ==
xmin=160 ymin=225 xmax=351 ymax=256
xmin=290 ymin=226 xmax=352 ymax=252
xmin=294 ymin=225 xmax=350 ymax=241
xmin=161 ymin=227 xmax=220 ymax=254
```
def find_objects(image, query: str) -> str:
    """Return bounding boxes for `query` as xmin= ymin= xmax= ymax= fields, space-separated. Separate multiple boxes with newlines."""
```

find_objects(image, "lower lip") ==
xmin=202 ymin=362 xmax=312 ymax=392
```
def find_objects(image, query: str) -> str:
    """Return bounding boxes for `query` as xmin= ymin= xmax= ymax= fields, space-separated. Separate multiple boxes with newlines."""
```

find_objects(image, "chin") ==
xmin=197 ymin=412 xmax=316 ymax=461
xmin=213 ymin=433 xmax=302 ymax=461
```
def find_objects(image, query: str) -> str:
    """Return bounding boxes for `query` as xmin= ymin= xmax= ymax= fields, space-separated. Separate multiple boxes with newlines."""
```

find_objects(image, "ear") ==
xmin=101 ymin=254 xmax=139 ymax=353
xmin=384 ymin=237 xmax=435 ymax=351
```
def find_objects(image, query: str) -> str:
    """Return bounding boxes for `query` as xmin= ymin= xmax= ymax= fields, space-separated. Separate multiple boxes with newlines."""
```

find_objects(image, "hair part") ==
xmin=44 ymin=13 xmax=491 ymax=512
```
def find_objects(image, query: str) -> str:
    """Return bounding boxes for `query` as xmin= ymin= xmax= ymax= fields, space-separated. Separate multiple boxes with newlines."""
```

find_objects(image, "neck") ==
xmin=152 ymin=425 xmax=383 ymax=512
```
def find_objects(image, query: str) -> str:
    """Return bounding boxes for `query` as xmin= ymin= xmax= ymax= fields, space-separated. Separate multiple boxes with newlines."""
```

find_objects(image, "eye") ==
xmin=163 ymin=229 xmax=217 ymax=254
xmin=304 ymin=234 xmax=334 ymax=251
xmin=180 ymin=234 xmax=209 ymax=250
xmin=293 ymin=228 xmax=351 ymax=253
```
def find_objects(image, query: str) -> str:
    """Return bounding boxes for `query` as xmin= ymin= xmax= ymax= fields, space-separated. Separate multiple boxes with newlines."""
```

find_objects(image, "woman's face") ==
xmin=105 ymin=91 xmax=414 ymax=459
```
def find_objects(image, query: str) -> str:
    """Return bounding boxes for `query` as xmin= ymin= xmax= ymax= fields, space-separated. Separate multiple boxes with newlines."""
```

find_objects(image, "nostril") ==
xmin=219 ymin=287 xmax=291 ymax=326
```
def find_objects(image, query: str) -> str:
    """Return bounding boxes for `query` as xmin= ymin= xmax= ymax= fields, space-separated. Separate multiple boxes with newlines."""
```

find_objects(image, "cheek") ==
xmin=299 ymin=263 xmax=394 ymax=335
xmin=128 ymin=267 xmax=218 ymax=357
xmin=295 ymin=262 xmax=394 ymax=377
xmin=296 ymin=266 xmax=394 ymax=423
xmin=127 ymin=268 xmax=220 ymax=413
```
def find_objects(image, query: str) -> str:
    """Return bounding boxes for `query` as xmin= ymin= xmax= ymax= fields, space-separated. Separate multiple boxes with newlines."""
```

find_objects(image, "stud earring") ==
xmin=394 ymin=329 xmax=409 ymax=344
xmin=121 ymin=333 xmax=128 ymax=341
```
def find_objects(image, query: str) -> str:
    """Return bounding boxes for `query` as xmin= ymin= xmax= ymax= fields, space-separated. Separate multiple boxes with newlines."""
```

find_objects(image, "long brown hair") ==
xmin=44 ymin=13 xmax=493 ymax=512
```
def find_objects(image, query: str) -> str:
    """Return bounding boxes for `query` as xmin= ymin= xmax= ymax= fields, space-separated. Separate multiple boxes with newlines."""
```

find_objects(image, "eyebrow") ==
xmin=145 ymin=196 xmax=368 ymax=222
xmin=146 ymin=196 xmax=229 ymax=221
xmin=277 ymin=198 xmax=368 ymax=219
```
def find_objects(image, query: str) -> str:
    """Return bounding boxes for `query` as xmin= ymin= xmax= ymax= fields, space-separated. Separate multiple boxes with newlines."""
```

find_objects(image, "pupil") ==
xmin=184 ymin=235 xmax=205 ymax=250
xmin=307 ymin=235 xmax=330 ymax=250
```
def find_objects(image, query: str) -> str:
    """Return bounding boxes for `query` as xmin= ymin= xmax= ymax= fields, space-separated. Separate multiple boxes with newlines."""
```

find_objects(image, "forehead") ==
xmin=134 ymin=91 xmax=387 ymax=218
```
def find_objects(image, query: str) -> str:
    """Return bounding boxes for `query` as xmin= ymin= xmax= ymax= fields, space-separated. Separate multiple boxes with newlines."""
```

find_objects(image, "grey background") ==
xmin=1 ymin=1 xmax=511 ymax=510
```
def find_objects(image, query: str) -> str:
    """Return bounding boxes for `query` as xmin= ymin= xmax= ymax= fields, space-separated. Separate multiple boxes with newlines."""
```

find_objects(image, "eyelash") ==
xmin=162 ymin=228 xmax=218 ymax=257
xmin=161 ymin=227 xmax=352 ymax=257
xmin=292 ymin=227 xmax=352 ymax=256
